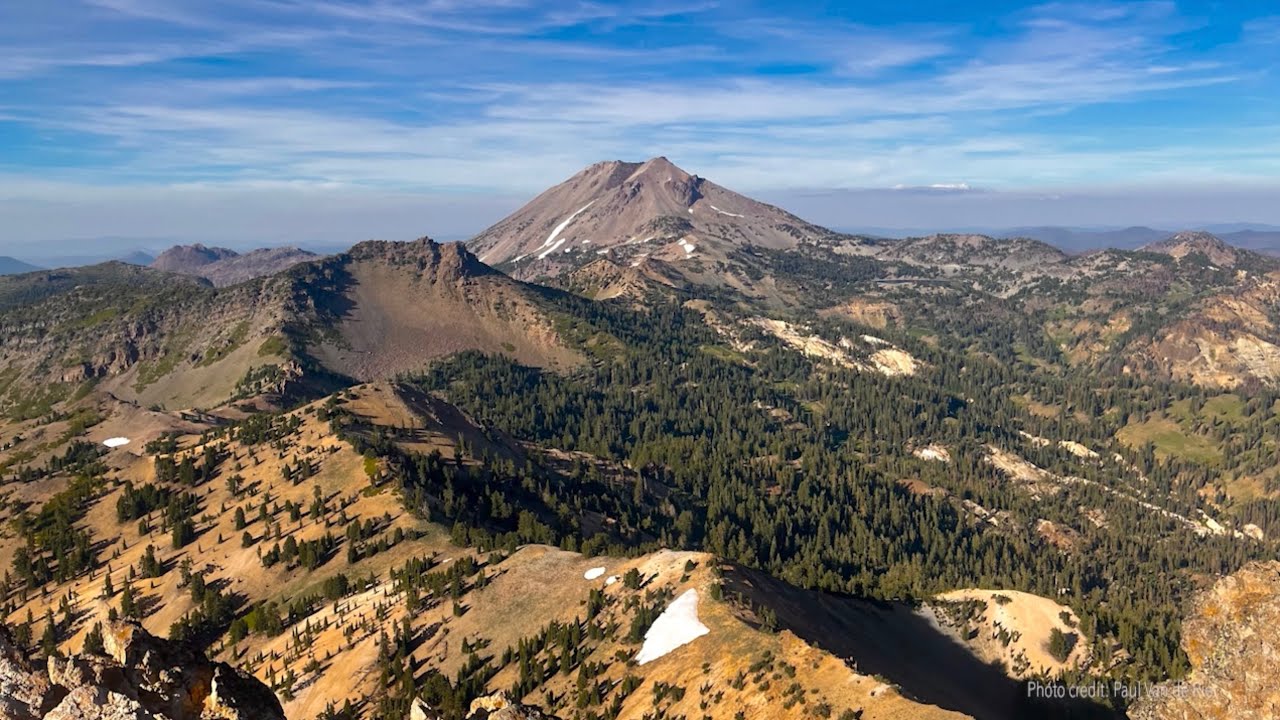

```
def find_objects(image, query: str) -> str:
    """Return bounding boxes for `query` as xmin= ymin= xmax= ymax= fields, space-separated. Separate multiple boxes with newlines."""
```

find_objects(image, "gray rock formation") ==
xmin=0 ymin=620 xmax=283 ymax=720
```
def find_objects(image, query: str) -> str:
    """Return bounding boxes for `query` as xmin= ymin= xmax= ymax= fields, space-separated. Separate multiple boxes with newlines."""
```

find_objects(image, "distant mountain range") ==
xmin=150 ymin=244 xmax=320 ymax=286
xmin=842 ymin=224 xmax=1280 ymax=254
xmin=0 ymin=256 xmax=41 ymax=275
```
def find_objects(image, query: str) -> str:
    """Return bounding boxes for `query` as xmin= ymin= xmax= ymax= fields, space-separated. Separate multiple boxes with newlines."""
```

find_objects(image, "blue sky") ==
xmin=1 ymin=0 xmax=1278 ymax=251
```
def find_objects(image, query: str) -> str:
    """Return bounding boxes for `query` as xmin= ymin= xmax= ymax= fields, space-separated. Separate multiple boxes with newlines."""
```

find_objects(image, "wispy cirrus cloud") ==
xmin=0 ymin=0 xmax=1278 ymax=248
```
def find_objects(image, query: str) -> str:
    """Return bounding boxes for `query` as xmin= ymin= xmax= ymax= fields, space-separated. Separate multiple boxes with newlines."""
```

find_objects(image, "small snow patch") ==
xmin=538 ymin=237 xmax=568 ymax=260
xmin=861 ymin=334 xmax=890 ymax=346
xmin=710 ymin=204 xmax=745 ymax=218
xmin=102 ymin=437 xmax=130 ymax=448
xmin=605 ymin=575 xmax=618 ymax=585
xmin=635 ymin=589 xmax=710 ymax=665
xmin=584 ymin=567 xmax=606 ymax=581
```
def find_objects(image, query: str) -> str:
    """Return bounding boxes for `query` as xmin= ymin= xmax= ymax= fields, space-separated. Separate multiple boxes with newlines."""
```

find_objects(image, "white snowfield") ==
xmin=102 ymin=437 xmax=130 ymax=448
xmin=541 ymin=201 xmax=596 ymax=250
xmin=537 ymin=237 xmax=568 ymax=260
xmin=605 ymin=575 xmax=618 ymax=585
xmin=583 ymin=566 xmax=606 ymax=580
xmin=710 ymin=204 xmax=745 ymax=218
xmin=635 ymin=589 xmax=710 ymax=665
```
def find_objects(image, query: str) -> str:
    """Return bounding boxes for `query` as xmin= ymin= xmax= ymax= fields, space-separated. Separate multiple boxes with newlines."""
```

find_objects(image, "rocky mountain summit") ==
xmin=468 ymin=156 xmax=833 ymax=277
xmin=0 ymin=619 xmax=283 ymax=720
xmin=1130 ymin=561 xmax=1280 ymax=719
xmin=1141 ymin=231 xmax=1242 ymax=267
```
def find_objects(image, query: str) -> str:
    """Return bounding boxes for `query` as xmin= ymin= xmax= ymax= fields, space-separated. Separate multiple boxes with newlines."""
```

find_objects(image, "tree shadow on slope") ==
xmin=723 ymin=565 xmax=1121 ymax=720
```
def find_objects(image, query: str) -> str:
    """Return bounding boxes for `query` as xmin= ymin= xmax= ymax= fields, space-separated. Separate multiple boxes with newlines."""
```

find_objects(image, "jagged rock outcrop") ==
xmin=409 ymin=697 xmax=442 ymax=720
xmin=466 ymin=692 xmax=557 ymax=719
xmin=0 ymin=620 xmax=283 ymax=720
xmin=0 ymin=628 xmax=56 ymax=720
xmin=404 ymin=693 xmax=556 ymax=720
xmin=1130 ymin=561 xmax=1280 ymax=719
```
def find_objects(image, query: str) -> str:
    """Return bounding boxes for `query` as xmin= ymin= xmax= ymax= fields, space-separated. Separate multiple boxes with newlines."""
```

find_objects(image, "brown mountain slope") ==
xmin=199 ymin=247 xmax=321 ymax=287
xmin=1141 ymin=231 xmax=1242 ymax=267
xmin=300 ymin=237 xmax=580 ymax=381
xmin=0 ymin=238 xmax=578 ymax=415
xmin=151 ymin=244 xmax=239 ymax=273
xmin=468 ymin=157 xmax=835 ymax=278
xmin=0 ymin=262 xmax=293 ymax=414
xmin=556 ymin=257 xmax=678 ymax=303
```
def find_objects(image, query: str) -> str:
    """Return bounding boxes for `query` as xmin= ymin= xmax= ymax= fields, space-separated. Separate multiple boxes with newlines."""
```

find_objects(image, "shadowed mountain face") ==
xmin=467 ymin=157 xmax=835 ymax=278
xmin=724 ymin=566 xmax=1120 ymax=720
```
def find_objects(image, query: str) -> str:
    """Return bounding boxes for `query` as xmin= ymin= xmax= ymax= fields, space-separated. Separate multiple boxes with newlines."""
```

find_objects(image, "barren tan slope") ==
xmin=307 ymin=238 xmax=581 ymax=380
xmin=932 ymin=589 xmax=1091 ymax=679
xmin=1126 ymin=272 xmax=1280 ymax=389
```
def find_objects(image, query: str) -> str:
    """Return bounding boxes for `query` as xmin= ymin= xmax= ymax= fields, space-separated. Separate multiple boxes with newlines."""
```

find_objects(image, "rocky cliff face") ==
xmin=0 ymin=620 xmax=284 ymax=720
xmin=410 ymin=692 xmax=558 ymax=720
xmin=1129 ymin=561 xmax=1280 ymax=720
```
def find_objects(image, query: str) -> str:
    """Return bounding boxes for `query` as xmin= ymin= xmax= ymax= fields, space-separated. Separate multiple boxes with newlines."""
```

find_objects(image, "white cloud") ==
xmin=0 ymin=0 xmax=1276 ymax=248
